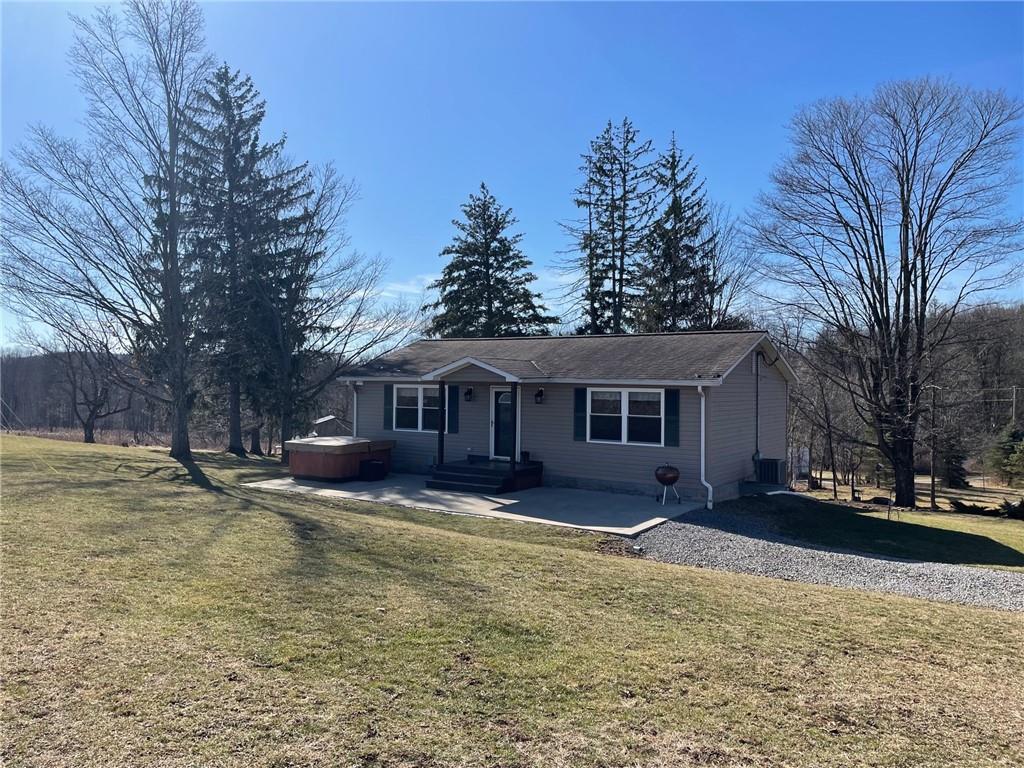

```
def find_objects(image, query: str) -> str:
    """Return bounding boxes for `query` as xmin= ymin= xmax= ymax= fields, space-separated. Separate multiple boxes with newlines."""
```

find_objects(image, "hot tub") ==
xmin=284 ymin=436 xmax=395 ymax=481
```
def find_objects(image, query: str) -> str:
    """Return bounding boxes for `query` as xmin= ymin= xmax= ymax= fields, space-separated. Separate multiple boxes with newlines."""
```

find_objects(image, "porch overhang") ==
xmin=420 ymin=356 xmax=524 ymax=382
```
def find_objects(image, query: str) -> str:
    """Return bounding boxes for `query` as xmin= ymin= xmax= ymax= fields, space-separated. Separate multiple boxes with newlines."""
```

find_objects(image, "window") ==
xmin=394 ymin=385 xmax=444 ymax=432
xmin=587 ymin=388 xmax=663 ymax=446
xmin=395 ymin=386 xmax=420 ymax=430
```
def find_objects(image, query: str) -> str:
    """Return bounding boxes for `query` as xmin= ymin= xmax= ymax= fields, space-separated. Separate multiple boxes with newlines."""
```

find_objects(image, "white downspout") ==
xmin=352 ymin=384 xmax=359 ymax=437
xmin=698 ymin=385 xmax=713 ymax=510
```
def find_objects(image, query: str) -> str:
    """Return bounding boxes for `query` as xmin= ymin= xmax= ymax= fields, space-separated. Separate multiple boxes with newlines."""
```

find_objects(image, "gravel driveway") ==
xmin=637 ymin=504 xmax=1024 ymax=612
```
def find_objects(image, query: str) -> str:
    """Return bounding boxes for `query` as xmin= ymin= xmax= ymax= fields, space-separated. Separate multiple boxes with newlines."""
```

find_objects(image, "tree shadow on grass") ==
xmin=703 ymin=495 xmax=1024 ymax=569
xmin=174 ymin=458 xmax=225 ymax=493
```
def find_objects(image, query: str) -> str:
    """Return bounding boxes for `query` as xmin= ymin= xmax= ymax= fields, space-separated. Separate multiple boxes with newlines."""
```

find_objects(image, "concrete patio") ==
xmin=246 ymin=473 xmax=702 ymax=535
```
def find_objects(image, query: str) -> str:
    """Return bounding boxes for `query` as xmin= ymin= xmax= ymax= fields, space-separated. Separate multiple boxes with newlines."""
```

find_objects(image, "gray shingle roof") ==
xmin=346 ymin=331 xmax=780 ymax=383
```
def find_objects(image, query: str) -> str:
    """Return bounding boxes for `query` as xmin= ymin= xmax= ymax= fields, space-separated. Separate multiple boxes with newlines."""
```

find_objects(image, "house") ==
xmin=341 ymin=330 xmax=795 ymax=507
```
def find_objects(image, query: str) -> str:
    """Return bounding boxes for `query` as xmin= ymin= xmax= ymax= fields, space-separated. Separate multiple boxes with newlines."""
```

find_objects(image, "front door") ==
xmin=491 ymin=388 xmax=514 ymax=460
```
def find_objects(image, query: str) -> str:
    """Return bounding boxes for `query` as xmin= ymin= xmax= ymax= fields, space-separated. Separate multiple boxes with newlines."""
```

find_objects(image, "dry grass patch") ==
xmin=2 ymin=435 xmax=1023 ymax=767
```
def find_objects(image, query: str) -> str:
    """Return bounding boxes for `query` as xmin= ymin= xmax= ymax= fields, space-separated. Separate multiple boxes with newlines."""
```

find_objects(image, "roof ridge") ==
xmin=421 ymin=329 xmax=766 ymax=341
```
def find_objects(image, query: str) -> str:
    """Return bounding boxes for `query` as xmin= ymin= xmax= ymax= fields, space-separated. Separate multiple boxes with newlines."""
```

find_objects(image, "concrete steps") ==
xmin=426 ymin=459 xmax=543 ymax=494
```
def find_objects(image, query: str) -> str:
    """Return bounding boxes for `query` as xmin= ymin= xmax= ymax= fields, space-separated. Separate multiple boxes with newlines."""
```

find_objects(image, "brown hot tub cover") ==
xmin=285 ymin=436 xmax=395 ymax=481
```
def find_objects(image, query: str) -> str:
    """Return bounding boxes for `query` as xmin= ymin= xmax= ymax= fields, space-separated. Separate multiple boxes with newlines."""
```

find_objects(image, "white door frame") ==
xmin=488 ymin=385 xmax=522 ymax=460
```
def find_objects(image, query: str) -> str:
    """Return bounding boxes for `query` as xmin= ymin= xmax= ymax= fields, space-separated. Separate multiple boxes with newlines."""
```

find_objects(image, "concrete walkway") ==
xmin=246 ymin=474 xmax=700 ymax=535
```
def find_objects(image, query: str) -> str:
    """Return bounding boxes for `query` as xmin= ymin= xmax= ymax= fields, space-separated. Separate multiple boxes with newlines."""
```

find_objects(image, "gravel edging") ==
xmin=636 ymin=506 xmax=1024 ymax=612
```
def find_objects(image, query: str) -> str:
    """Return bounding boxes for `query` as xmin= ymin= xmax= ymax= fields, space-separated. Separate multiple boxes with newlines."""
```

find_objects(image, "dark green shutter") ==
xmin=383 ymin=384 xmax=393 ymax=429
xmin=446 ymin=385 xmax=459 ymax=434
xmin=665 ymin=388 xmax=680 ymax=447
xmin=573 ymin=387 xmax=587 ymax=441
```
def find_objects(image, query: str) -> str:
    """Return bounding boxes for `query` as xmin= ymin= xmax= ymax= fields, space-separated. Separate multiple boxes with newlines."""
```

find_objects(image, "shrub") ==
xmin=950 ymin=497 xmax=1024 ymax=520
xmin=999 ymin=498 xmax=1024 ymax=521
xmin=949 ymin=499 xmax=1003 ymax=517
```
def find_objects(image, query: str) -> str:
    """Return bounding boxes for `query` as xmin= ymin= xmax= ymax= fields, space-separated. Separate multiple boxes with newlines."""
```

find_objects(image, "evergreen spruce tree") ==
xmin=564 ymin=150 xmax=613 ymax=334
xmin=185 ymin=65 xmax=279 ymax=454
xmin=598 ymin=119 xmax=656 ymax=333
xmin=243 ymin=155 xmax=318 ymax=456
xmin=564 ymin=119 xmax=654 ymax=334
xmin=424 ymin=183 xmax=558 ymax=337
xmin=631 ymin=134 xmax=712 ymax=332
xmin=987 ymin=425 xmax=1024 ymax=484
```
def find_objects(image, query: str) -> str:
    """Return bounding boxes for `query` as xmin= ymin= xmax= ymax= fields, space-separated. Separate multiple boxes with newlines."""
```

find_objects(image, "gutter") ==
xmin=698 ymin=385 xmax=713 ymax=510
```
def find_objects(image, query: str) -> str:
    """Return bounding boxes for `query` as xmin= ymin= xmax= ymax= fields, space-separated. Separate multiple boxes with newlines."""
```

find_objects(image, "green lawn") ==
xmin=2 ymin=435 xmax=1023 ymax=767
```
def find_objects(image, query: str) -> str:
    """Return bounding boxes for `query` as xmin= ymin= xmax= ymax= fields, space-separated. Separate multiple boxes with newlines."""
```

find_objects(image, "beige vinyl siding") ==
xmin=706 ymin=349 xmax=789 ymax=500
xmin=355 ymin=381 xmax=493 ymax=472
xmin=353 ymin=355 xmax=788 ymax=501
xmin=519 ymin=384 xmax=703 ymax=498
xmin=441 ymin=365 xmax=507 ymax=384
xmin=759 ymin=363 xmax=788 ymax=459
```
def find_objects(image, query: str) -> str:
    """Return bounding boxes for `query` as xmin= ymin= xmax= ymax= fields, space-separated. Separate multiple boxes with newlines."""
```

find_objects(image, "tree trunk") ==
xmin=169 ymin=394 xmax=192 ymax=461
xmin=249 ymin=424 xmax=263 ymax=456
xmin=279 ymin=409 xmax=293 ymax=465
xmin=83 ymin=418 xmax=96 ymax=444
xmin=226 ymin=378 xmax=245 ymax=456
xmin=892 ymin=437 xmax=916 ymax=507
xmin=825 ymin=427 xmax=838 ymax=501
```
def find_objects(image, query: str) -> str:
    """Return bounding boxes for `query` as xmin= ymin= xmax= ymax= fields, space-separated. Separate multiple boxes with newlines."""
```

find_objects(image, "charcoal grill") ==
xmin=654 ymin=464 xmax=681 ymax=505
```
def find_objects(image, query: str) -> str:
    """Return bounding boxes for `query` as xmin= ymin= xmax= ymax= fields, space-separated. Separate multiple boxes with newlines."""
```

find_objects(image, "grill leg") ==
xmin=659 ymin=485 xmax=681 ymax=506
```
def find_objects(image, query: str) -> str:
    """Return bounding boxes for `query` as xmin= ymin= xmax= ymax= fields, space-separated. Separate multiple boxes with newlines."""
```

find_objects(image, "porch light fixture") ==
xmin=464 ymin=387 xmax=474 ymax=402
xmin=534 ymin=388 xmax=545 ymax=405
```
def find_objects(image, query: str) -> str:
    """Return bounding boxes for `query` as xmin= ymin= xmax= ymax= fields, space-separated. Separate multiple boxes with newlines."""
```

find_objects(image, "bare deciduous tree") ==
xmin=17 ymin=308 xmax=132 ymax=444
xmin=753 ymin=78 xmax=1022 ymax=506
xmin=1 ymin=0 xmax=212 ymax=460
xmin=692 ymin=203 xmax=756 ymax=329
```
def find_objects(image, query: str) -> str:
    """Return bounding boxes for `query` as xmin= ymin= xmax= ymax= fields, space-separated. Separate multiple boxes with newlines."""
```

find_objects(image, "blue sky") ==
xmin=3 ymin=1 xmax=1023 ymax=316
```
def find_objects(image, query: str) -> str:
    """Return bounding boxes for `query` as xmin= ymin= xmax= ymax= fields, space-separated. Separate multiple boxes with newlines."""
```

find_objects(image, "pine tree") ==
xmin=185 ymin=64 xmax=279 ymax=455
xmin=564 ymin=154 xmax=613 ymax=334
xmin=243 ymin=155 xmax=318 ymax=455
xmin=599 ymin=119 xmax=656 ymax=333
xmin=1004 ymin=442 xmax=1024 ymax=486
xmin=424 ymin=183 xmax=558 ymax=338
xmin=988 ymin=425 xmax=1024 ymax=484
xmin=631 ymin=135 xmax=711 ymax=332
xmin=565 ymin=119 xmax=654 ymax=334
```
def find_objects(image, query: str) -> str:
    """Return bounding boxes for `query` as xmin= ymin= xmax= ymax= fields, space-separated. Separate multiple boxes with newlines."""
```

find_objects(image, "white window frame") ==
xmin=393 ymin=384 xmax=446 ymax=433
xmin=586 ymin=387 xmax=665 ymax=447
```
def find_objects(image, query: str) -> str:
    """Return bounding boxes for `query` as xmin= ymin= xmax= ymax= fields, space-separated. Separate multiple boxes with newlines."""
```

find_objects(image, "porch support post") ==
xmin=436 ymin=380 xmax=446 ymax=467
xmin=509 ymin=381 xmax=518 ymax=477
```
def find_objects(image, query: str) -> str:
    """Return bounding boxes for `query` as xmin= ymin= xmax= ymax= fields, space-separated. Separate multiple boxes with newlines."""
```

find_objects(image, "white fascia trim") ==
xmin=420 ymin=357 xmax=521 ymax=382
xmin=519 ymin=377 xmax=724 ymax=387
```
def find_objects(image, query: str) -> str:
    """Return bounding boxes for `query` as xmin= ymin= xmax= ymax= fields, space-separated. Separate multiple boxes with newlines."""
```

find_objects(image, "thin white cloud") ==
xmin=379 ymin=273 xmax=438 ymax=300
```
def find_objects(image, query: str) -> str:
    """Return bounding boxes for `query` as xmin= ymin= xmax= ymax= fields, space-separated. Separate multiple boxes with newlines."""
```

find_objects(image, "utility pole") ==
xmin=1012 ymin=385 xmax=1017 ymax=425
